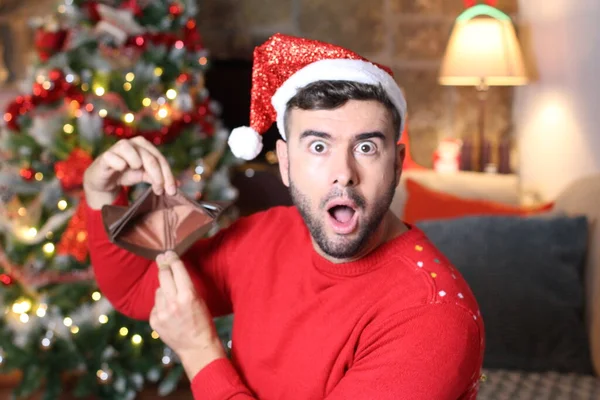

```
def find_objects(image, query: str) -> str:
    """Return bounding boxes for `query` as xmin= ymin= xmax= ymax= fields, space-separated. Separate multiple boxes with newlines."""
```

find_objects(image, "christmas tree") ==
xmin=0 ymin=0 xmax=239 ymax=398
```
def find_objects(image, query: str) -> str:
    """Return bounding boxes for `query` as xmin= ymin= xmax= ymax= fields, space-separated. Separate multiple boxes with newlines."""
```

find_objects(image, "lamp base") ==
xmin=475 ymin=82 xmax=489 ymax=172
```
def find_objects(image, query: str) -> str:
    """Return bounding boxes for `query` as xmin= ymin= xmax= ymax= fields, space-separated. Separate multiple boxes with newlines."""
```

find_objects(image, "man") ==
xmin=83 ymin=34 xmax=484 ymax=399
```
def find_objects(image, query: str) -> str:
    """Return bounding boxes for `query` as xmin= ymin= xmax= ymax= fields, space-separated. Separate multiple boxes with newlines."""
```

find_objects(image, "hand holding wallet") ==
xmin=101 ymin=186 xmax=228 ymax=260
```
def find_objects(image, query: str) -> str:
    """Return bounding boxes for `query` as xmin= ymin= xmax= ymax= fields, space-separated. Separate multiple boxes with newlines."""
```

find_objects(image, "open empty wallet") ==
xmin=101 ymin=186 xmax=229 ymax=260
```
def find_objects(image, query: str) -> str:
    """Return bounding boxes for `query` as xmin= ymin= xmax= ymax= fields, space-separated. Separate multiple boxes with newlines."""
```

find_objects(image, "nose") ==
xmin=330 ymin=149 xmax=359 ymax=188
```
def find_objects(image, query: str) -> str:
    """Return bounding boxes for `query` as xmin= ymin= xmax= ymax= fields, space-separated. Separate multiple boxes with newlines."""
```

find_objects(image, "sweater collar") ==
xmin=308 ymin=223 xmax=424 ymax=277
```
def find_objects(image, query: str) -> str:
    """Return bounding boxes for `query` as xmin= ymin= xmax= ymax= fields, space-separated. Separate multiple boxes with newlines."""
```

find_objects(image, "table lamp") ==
xmin=439 ymin=4 xmax=528 ymax=172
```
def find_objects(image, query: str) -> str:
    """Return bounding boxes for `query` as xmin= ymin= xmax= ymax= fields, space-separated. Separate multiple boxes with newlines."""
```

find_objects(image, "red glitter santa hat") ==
xmin=227 ymin=33 xmax=408 ymax=160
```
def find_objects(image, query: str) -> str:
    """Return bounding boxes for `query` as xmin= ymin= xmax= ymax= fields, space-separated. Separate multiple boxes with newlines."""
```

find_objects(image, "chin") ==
xmin=316 ymin=231 xmax=366 ymax=260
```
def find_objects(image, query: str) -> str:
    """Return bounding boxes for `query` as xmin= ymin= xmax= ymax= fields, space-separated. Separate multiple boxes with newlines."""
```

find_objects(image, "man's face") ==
xmin=276 ymin=100 xmax=405 ymax=260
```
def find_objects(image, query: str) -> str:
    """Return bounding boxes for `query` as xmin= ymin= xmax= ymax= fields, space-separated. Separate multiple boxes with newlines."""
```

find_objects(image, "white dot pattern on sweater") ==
xmin=412 ymin=242 xmax=483 ymax=399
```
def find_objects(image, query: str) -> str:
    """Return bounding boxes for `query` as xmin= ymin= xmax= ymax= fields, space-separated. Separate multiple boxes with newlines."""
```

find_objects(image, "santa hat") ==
xmin=227 ymin=33 xmax=407 ymax=160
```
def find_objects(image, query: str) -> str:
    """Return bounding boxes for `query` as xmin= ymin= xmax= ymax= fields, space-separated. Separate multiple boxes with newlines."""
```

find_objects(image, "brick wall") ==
xmin=198 ymin=0 xmax=519 ymax=167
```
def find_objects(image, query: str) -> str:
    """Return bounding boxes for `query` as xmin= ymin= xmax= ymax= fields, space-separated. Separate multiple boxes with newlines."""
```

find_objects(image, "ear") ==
xmin=394 ymin=143 xmax=405 ymax=187
xmin=276 ymin=139 xmax=290 ymax=187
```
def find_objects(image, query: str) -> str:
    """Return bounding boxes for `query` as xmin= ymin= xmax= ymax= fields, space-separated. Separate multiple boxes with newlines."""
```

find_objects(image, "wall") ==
xmin=515 ymin=0 xmax=600 ymax=201
xmin=0 ymin=0 xmax=520 ymax=168
xmin=0 ymin=0 xmax=56 ymax=84
xmin=198 ymin=0 xmax=518 ymax=167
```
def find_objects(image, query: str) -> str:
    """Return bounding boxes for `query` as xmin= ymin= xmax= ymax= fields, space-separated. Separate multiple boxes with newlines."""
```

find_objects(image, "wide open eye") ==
xmin=355 ymin=141 xmax=377 ymax=155
xmin=309 ymin=141 xmax=328 ymax=154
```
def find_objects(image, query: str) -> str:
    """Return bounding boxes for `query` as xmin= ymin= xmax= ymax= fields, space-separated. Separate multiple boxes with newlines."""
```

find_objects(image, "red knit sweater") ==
xmin=85 ymin=191 xmax=485 ymax=399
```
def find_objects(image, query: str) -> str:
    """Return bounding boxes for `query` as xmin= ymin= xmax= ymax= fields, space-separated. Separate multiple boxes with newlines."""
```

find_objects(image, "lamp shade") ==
xmin=439 ymin=5 xmax=528 ymax=86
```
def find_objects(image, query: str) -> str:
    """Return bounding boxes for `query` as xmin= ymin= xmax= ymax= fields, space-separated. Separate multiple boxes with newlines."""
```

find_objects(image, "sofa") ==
xmin=391 ymin=169 xmax=600 ymax=399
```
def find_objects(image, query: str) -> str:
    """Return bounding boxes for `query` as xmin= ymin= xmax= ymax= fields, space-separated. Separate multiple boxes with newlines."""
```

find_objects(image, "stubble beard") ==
xmin=289 ymin=179 xmax=396 ymax=260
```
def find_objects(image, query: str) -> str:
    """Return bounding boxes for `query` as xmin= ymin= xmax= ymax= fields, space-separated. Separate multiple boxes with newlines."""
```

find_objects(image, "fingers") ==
xmin=154 ymin=288 xmax=168 ymax=310
xmin=110 ymin=139 xmax=143 ymax=170
xmin=131 ymin=137 xmax=177 ymax=195
xmin=101 ymin=151 xmax=128 ymax=172
xmin=156 ymin=254 xmax=177 ymax=298
xmin=164 ymin=251 xmax=195 ymax=294
xmin=106 ymin=138 xmax=176 ymax=195
xmin=138 ymin=147 xmax=165 ymax=195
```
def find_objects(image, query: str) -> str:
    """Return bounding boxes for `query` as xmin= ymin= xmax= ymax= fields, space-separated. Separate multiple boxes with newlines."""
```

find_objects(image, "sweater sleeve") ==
xmin=85 ymin=188 xmax=234 ymax=320
xmin=326 ymin=302 xmax=483 ymax=400
xmin=188 ymin=303 xmax=483 ymax=400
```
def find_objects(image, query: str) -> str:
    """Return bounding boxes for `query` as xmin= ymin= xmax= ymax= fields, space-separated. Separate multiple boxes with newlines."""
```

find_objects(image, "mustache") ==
xmin=320 ymin=188 xmax=366 ymax=210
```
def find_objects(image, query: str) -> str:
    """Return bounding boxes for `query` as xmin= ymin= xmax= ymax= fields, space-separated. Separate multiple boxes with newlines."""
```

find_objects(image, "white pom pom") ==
xmin=228 ymin=126 xmax=263 ymax=160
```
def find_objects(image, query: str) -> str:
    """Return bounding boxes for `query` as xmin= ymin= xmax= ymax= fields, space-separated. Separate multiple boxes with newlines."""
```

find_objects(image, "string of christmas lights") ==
xmin=0 ymin=0 xmax=238 ymax=398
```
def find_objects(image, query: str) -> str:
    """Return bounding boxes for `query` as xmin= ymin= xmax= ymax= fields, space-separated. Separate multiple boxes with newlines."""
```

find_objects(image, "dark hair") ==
xmin=283 ymin=80 xmax=402 ymax=140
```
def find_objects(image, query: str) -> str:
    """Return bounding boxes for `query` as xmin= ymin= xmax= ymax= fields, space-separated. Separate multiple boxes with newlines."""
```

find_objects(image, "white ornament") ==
xmin=91 ymin=297 xmax=114 ymax=325
xmin=133 ymin=62 xmax=155 ymax=82
xmin=130 ymin=373 xmax=144 ymax=390
xmin=41 ymin=308 xmax=70 ymax=340
xmin=209 ymin=100 xmax=222 ymax=115
xmin=114 ymin=376 xmax=127 ymax=393
xmin=182 ymin=0 xmax=198 ymax=16
xmin=69 ymin=303 xmax=93 ymax=327
xmin=95 ymin=4 xmax=144 ymax=46
xmin=77 ymin=110 xmax=103 ymax=145
xmin=39 ymin=178 xmax=65 ymax=209
xmin=102 ymin=346 xmax=117 ymax=360
xmin=4 ymin=311 xmax=41 ymax=347
xmin=174 ymin=92 xmax=193 ymax=112
xmin=29 ymin=114 xmax=63 ymax=147
xmin=9 ymin=207 xmax=76 ymax=245
xmin=147 ymin=368 xmax=161 ymax=383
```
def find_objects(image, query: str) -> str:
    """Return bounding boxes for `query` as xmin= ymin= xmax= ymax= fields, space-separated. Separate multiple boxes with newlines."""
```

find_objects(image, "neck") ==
xmin=313 ymin=211 xmax=408 ymax=265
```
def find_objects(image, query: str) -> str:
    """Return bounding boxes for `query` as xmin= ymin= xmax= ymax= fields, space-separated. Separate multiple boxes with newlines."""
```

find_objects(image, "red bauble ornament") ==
xmin=148 ymin=32 xmax=178 ymax=48
xmin=48 ymin=69 xmax=64 ymax=82
xmin=35 ymin=28 xmax=68 ymax=62
xmin=86 ymin=2 xmax=102 ymax=22
xmin=30 ymin=69 xmax=68 ymax=105
xmin=54 ymin=148 xmax=94 ymax=191
xmin=119 ymin=0 xmax=144 ymax=16
xmin=32 ymin=82 xmax=44 ymax=97
xmin=177 ymin=73 xmax=190 ymax=83
xmin=0 ymin=274 xmax=12 ymax=285
xmin=4 ymin=96 xmax=34 ymax=131
xmin=169 ymin=3 xmax=182 ymax=17
xmin=20 ymin=167 xmax=35 ymax=181
xmin=3 ymin=99 xmax=27 ymax=131
xmin=134 ymin=35 xmax=145 ymax=47
xmin=183 ymin=18 xmax=203 ymax=51
xmin=201 ymin=121 xmax=215 ymax=136
xmin=56 ymin=199 xmax=88 ymax=262
xmin=66 ymin=85 xmax=85 ymax=105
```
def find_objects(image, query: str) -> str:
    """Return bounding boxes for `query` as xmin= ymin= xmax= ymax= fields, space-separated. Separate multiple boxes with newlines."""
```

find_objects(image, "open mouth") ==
xmin=326 ymin=201 xmax=359 ymax=235
xmin=328 ymin=205 xmax=355 ymax=223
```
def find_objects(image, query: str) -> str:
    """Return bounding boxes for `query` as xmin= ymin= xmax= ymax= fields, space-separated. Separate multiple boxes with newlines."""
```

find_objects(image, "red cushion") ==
xmin=403 ymin=178 xmax=553 ymax=224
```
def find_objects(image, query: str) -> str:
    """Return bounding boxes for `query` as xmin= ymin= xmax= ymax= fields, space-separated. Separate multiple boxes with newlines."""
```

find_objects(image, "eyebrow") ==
xmin=298 ymin=130 xmax=387 ymax=142
xmin=299 ymin=130 xmax=331 ymax=140
xmin=355 ymin=131 xmax=386 ymax=141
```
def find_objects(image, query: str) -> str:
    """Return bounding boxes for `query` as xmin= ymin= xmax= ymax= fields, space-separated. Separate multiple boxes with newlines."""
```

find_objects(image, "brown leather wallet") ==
xmin=101 ymin=186 xmax=228 ymax=260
